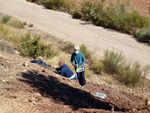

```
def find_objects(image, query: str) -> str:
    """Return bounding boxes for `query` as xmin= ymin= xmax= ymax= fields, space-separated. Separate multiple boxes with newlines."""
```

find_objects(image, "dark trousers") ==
xmin=77 ymin=71 xmax=86 ymax=86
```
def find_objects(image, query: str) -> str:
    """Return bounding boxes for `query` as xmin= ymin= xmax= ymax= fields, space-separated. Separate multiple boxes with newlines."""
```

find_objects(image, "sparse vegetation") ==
xmin=73 ymin=0 xmax=149 ymax=34
xmin=0 ymin=22 xmax=22 ymax=42
xmin=103 ymin=50 xmax=125 ymax=74
xmin=80 ymin=44 xmax=92 ymax=62
xmin=119 ymin=62 xmax=150 ymax=86
xmin=91 ymin=50 xmax=150 ymax=87
xmin=136 ymin=26 xmax=150 ymax=43
xmin=27 ymin=0 xmax=76 ymax=12
xmin=28 ymin=23 xmax=34 ymax=27
xmin=26 ymin=0 xmax=150 ymax=44
xmin=7 ymin=18 xmax=26 ymax=29
xmin=92 ymin=59 xmax=104 ymax=74
xmin=27 ymin=0 xmax=32 ymax=2
xmin=0 ymin=41 xmax=15 ymax=54
xmin=0 ymin=16 xmax=57 ymax=59
xmin=19 ymin=33 xmax=57 ymax=58
xmin=63 ymin=41 xmax=75 ymax=54
xmin=0 ymin=23 xmax=9 ymax=39
xmin=1 ymin=15 xmax=11 ymax=24
xmin=44 ymin=0 xmax=67 ymax=10
xmin=85 ymin=69 xmax=94 ymax=79
xmin=91 ymin=50 xmax=124 ymax=75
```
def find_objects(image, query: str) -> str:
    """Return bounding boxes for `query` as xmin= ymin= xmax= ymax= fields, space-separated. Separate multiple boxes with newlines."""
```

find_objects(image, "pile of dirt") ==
xmin=0 ymin=51 xmax=150 ymax=113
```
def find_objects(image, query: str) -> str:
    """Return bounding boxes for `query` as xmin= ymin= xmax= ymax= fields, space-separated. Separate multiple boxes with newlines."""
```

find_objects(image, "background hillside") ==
xmin=75 ymin=0 xmax=150 ymax=17
xmin=0 ymin=0 xmax=150 ymax=112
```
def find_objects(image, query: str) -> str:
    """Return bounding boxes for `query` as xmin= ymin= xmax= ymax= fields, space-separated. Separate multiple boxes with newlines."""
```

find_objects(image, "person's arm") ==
xmin=59 ymin=68 xmax=65 ymax=76
xmin=54 ymin=67 xmax=61 ymax=74
xmin=70 ymin=53 xmax=75 ymax=66
xmin=55 ymin=67 xmax=61 ymax=71
xmin=81 ymin=53 xmax=86 ymax=66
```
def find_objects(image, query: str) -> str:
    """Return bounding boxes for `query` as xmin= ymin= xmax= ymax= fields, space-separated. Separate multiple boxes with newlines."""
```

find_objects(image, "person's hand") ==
xmin=50 ymin=67 xmax=55 ymax=71
xmin=74 ymin=64 xmax=78 ymax=67
xmin=79 ymin=65 xmax=83 ymax=68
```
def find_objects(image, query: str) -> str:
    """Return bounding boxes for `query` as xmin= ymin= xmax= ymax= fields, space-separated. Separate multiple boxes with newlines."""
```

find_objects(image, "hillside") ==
xmin=0 ymin=0 xmax=150 ymax=112
xmin=0 ymin=49 xmax=149 ymax=113
xmin=0 ymin=15 xmax=150 ymax=112
xmin=0 ymin=0 xmax=150 ymax=79
xmin=75 ymin=0 xmax=150 ymax=17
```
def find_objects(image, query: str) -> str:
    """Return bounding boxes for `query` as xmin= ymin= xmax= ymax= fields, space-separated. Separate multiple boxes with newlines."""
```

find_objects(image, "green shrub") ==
xmin=90 ymin=49 xmax=150 ymax=87
xmin=73 ymin=0 xmax=149 ymax=34
xmin=73 ymin=10 xmax=82 ymax=19
xmin=28 ymin=0 xmax=76 ymax=11
xmin=80 ymin=44 xmax=92 ymax=61
xmin=26 ymin=0 xmax=43 ymax=5
xmin=19 ymin=33 xmax=57 ymax=58
xmin=92 ymin=59 xmax=104 ymax=74
xmin=28 ymin=23 xmax=34 ymax=27
xmin=136 ymin=27 xmax=150 ymax=43
xmin=128 ymin=11 xmax=149 ymax=29
xmin=103 ymin=50 xmax=125 ymax=74
xmin=26 ymin=0 xmax=32 ymax=2
xmin=44 ymin=0 xmax=66 ymax=10
xmin=0 ymin=41 xmax=15 ymax=54
xmin=1 ymin=15 xmax=11 ymax=24
xmin=63 ymin=41 xmax=75 ymax=54
xmin=119 ymin=62 xmax=150 ymax=86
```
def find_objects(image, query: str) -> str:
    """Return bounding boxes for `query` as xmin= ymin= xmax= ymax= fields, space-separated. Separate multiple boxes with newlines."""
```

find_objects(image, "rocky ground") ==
xmin=0 ymin=0 xmax=150 ymax=112
xmin=0 ymin=50 xmax=150 ymax=113
xmin=0 ymin=0 xmax=150 ymax=80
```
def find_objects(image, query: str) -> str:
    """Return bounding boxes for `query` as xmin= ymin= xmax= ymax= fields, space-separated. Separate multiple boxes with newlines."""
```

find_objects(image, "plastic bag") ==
xmin=92 ymin=92 xmax=107 ymax=99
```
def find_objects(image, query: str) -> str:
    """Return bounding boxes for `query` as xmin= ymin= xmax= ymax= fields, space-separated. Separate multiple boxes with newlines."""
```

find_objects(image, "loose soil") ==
xmin=0 ymin=0 xmax=150 ymax=79
xmin=0 ymin=0 xmax=150 ymax=112
xmin=0 ymin=51 xmax=150 ymax=113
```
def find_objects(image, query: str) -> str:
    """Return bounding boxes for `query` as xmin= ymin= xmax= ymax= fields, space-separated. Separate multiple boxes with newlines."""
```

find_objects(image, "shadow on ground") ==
xmin=19 ymin=70 xmax=122 ymax=111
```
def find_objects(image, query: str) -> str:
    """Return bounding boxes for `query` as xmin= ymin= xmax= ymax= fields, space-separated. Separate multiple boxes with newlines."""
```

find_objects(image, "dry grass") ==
xmin=0 ymin=41 xmax=15 ymax=54
xmin=7 ymin=17 xmax=26 ymax=29
xmin=47 ymin=52 xmax=75 ymax=72
xmin=0 ymin=22 xmax=25 ymax=42
xmin=27 ymin=23 xmax=34 ymax=27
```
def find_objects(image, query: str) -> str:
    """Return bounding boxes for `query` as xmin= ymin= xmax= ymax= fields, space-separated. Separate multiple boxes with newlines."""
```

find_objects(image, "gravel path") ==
xmin=0 ymin=0 xmax=150 ymax=78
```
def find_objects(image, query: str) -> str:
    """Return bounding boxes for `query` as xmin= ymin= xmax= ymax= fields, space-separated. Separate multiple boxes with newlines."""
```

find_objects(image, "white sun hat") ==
xmin=74 ymin=45 xmax=80 ymax=50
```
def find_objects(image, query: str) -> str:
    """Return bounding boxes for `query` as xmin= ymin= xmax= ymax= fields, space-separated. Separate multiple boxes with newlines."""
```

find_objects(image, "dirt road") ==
xmin=0 ymin=0 xmax=150 ymax=78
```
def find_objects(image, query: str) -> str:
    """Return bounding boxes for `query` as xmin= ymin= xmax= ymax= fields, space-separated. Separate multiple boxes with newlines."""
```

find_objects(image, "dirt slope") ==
xmin=0 ymin=0 xmax=150 ymax=78
xmin=0 ymin=51 xmax=149 ymax=113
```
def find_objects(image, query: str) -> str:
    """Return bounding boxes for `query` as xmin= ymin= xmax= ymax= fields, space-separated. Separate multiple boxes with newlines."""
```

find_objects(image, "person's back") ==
xmin=55 ymin=60 xmax=78 ymax=79
xmin=60 ymin=64 xmax=74 ymax=78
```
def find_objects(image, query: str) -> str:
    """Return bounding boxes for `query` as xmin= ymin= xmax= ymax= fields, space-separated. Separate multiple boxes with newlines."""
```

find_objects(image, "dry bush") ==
xmin=62 ymin=41 xmax=75 ymax=54
xmin=91 ymin=59 xmax=104 ymax=74
xmin=7 ymin=18 xmax=26 ymax=29
xmin=0 ymin=41 xmax=15 ymax=54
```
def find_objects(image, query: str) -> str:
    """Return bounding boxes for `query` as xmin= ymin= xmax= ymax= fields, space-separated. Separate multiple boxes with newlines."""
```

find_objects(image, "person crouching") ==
xmin=55 ymin=60 xmax=78 ymax=79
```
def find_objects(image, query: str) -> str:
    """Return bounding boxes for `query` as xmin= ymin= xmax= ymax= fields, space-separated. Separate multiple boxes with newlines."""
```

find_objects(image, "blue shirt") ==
xmin=70 ymin=52 xmax=86 ymax=67
xmin=55 ymin=64 xmax=74 ymax=78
